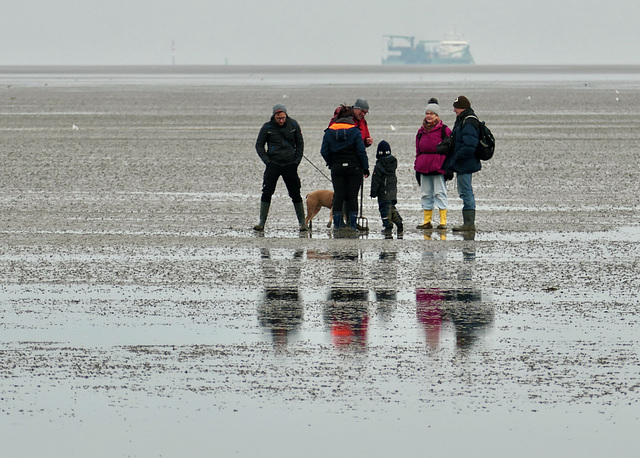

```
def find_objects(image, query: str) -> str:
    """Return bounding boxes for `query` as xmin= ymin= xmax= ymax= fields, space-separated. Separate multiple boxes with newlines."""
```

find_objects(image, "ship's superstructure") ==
xmin=382 ymin=34 xmax=474 ymax=65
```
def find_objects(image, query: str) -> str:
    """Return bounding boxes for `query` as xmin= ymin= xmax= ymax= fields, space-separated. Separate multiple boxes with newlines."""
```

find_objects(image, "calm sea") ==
xmin=2 ymin=64 xmax=640 ymax=87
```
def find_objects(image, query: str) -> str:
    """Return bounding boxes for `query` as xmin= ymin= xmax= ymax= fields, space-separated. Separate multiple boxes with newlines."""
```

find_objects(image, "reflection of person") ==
xmin=254 ymin=104 xmax=308 ymax=232
xmin=415 ymin=98 xmax=452 ymax=230
xmin=444 ymin=289 xmax=493 ymax=349
xmin=257 ymin=248 xmax=304 ymax=348
xmin=444 ymin=96 xmax=481 ymax=232
xmin=372 ymin=251 xmax=398 ymax=319
xmin=323 ymin=250 xmax=369 ymax=350
xmin=416 ymin=287 xmax=445 ymax=349
xmin=370 ymin=140 xmax=403 ymax=237
xmin=330 ymin=98 xmax=373 ymax=148
xmin=321 ymin=105 xmax=370 ymax=232
xmin=325 ymin=287 xmax=369 ymax=349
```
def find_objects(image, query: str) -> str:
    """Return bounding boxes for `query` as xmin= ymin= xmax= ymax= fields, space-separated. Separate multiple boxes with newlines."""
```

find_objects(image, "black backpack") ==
xmin=464 ymin=115 xmax=495 ymax=161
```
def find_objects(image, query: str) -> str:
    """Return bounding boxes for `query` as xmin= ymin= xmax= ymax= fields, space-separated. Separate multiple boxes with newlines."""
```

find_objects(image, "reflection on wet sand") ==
xmin=323 ymin=250 xmax=369 ymax=352
xmin=422 ymin=228 xmax=447 ymax=241
xmin=417 ymin=287 xmax=494 ymax=349
xmin=416 ymin=288 xmax=445 ymax=349
xmin=257 ymin=248 xmax=304 ymax=348
xmin=446 ymin=288 xmax=493 ymax=349
xmin=372 ymin=251 xmax=398 ymax=320
xmin=416 ymin=230 xmax=493 ymax=349
xmin=256 ymin=237 xmax=491 ymax=353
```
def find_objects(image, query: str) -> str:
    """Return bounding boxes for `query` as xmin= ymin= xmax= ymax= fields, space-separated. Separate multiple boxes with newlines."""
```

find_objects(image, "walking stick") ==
xmin=356 ymin=174 xmax=369 ymax=232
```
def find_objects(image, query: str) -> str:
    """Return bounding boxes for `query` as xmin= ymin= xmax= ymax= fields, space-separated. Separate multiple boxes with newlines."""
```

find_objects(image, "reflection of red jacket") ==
xmin=330 ymin=108 xmax=371 ymax=146
xmin=331 ymin=316 xmax=369 ymax=348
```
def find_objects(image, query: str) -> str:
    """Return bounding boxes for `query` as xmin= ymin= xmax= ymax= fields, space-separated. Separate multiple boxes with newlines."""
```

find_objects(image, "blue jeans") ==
xmin=419 ymin=173 xmax=447 ymax=210
xmin=456 ymin=173 xmax=475 ymax=210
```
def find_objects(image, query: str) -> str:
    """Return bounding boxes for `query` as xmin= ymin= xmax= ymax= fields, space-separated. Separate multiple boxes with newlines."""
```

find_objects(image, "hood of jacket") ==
xmin=327 ymin=118 xmax=357 ymax=143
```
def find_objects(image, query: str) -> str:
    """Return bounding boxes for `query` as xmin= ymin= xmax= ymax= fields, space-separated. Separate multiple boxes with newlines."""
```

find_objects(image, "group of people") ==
xmin=253 ymin=95 xmax=482 ymax=235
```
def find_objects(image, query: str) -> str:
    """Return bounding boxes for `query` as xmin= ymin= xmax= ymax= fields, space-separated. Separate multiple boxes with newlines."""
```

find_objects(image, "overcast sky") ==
xmin=2 ymin=0 xmax=639 ymax=66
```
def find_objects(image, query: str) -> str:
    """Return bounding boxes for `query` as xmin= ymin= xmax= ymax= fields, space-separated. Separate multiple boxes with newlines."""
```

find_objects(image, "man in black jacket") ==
xmin=254 ymin=104 xmax=308 ymax=232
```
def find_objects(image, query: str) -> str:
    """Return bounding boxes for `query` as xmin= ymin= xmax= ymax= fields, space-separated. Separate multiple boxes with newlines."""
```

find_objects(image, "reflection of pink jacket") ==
xmin=414 ymin=121 xmax=451 ymax=175
xmin=416 ymin=288 xmax=444 ymax=324
xmin=416 ymin=288 xmax=444 ymax=348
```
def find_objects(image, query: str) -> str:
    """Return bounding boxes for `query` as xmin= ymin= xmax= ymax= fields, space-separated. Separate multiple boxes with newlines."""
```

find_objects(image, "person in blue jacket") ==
xmin=445 ymin=95 xmax=481 ymax=232
xmin=320 ymin=105 xmax=369 ymax=232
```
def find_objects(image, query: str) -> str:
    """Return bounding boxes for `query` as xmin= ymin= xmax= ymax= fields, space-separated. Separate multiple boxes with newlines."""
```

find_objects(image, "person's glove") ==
xmin=415 ymin=171 xmax=421 ymax=185
xmin=363 ymin=169 xmax=370 ymax=178
xmin=444 ymin=170 xmax=454 ymax=181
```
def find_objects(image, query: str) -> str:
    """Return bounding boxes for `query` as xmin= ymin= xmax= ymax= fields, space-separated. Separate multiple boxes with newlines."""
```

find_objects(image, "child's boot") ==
xmin=381 ymin=218 xmax=393 ymax=236
xmin=391 ymin=206 xmax=403 ymax=236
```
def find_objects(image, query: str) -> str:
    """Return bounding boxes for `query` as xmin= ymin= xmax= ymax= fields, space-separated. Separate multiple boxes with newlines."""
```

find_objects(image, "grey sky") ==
xmin=3 ymin=0 xmax=639 ymax=66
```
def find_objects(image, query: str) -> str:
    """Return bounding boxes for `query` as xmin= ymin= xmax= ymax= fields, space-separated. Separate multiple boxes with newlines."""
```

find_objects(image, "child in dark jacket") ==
xmin=370 ymin=140 xmax=404 ymax=237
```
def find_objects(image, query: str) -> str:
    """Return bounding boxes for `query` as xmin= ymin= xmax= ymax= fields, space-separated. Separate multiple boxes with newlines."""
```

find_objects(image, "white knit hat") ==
xmin=425 ymin=98 xmax=440 ymax=116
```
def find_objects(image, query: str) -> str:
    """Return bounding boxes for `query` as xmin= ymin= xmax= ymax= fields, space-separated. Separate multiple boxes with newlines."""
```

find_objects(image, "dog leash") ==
xmin=302 ymin=155 xmax=332 ymax=182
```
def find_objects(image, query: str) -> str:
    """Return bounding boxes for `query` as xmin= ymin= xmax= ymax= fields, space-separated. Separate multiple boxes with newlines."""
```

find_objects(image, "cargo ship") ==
xmin=382 ymin=34 xmax=474 ymax=65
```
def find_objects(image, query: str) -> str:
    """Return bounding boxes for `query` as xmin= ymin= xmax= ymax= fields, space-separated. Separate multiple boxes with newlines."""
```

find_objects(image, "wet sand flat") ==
xmin=1 ymin=66 xmax=640 ymax=457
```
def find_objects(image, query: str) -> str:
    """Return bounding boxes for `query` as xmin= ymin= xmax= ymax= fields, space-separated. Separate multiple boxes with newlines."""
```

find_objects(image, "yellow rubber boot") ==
xmin=416 ymin=210 xmax=433 ymax=229
xmin=437 ymin=209 xmax=447 ymax=229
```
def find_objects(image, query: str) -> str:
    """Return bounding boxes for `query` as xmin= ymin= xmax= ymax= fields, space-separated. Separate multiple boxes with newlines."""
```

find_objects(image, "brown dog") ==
xmin=305 ymin=190 xmax=334 ymax=229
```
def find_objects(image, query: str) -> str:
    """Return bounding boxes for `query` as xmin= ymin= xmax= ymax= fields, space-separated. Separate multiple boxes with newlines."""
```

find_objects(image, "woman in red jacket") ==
xmin=414 ymin=98 xmax=451 ymax=229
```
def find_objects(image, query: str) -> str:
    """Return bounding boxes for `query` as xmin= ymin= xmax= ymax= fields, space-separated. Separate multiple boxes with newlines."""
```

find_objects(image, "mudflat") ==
xmin=1 ymin=66 xmax=639 ymax=457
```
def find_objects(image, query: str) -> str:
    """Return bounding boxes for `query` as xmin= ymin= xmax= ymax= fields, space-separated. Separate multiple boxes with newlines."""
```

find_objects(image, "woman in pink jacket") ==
xmin=414 ymin=98 xmax=452 ymax=229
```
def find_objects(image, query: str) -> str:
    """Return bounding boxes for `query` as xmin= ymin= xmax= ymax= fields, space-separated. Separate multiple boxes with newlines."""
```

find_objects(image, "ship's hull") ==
xmin=382 ymin=55 xmax=474 ymax=65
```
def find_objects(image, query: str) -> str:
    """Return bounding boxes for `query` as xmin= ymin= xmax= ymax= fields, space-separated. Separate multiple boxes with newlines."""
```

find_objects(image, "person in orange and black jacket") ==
xmin=254 ymin=104 xmax=307 ymax=232
xmin=321 ymin=105 xmax=369 ymax=232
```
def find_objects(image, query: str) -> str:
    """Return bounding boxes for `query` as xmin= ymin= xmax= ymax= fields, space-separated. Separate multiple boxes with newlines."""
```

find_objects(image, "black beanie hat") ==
xmin=376 ymin=140 xmax=391 ymax=159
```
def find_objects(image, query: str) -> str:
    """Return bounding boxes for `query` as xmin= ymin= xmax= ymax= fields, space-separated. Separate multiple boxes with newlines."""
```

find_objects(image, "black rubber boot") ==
xmin=294 ymin=201 xmax=308 ymax=231
xmin=253 ymin=201 xmax=270 ymax=231
xmin=452 ymin=209 xmax=476 ymax=232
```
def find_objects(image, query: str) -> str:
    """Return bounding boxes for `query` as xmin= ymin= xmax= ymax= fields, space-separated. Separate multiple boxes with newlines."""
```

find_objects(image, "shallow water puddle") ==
xmin=1 ymin=282 xmax=494 ymax=350
xmin=3 ymin=239 xmax=636 ymax=354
